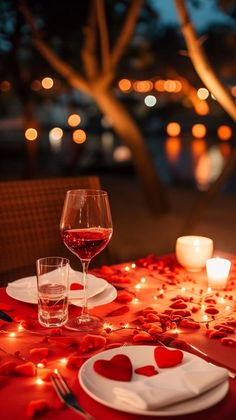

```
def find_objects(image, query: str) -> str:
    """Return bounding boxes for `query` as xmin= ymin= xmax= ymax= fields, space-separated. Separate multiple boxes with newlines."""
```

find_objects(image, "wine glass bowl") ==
xmin=60 ymin=189 xmax=113 ymax=331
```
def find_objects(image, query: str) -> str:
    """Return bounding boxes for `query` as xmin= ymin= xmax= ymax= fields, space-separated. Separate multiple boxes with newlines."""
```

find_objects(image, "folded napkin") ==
xmin=113 ymin=359 xmax=228 ymax=411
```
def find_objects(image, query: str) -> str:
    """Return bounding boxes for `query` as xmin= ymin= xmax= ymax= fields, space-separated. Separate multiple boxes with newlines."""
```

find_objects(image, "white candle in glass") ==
xmin=206 ymin=257 xmax=231 ymax=289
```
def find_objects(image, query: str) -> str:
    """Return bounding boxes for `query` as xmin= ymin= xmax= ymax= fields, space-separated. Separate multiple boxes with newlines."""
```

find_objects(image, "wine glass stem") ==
xmin=81 ymin=259 xmax=90 ymax=316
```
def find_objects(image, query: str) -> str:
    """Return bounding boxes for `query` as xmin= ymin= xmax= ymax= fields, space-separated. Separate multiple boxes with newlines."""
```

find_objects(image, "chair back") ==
xmin=0 ymin=176 xmax=102 ymax=285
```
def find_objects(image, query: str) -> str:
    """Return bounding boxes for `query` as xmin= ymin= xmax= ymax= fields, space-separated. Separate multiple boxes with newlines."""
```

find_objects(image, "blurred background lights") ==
xmin=49 ymin=127 xmax=63 ymax=141
xmin=217 ymin=125 xmax=232 ymax=141
xmin=133 ymin=80 xmax=153 ymax=93
xmin=192 ymin=123 xmax=207 ymax=138
xmin=67 ymin=114 xmax=81 ymax=127
xmin=0 ymin=80 xmax=11 ymax=92
xmin=118 ymin=79 xmax=132 ymax=92
xmin=41 ymin=77 xmax=54 ymax=89
xmin=31 ymin=80 xmax=41 ymax=91
xmin=25 ymin=128 xmax=38 ymax=141
xmin=113 ymin=145 xmax=132 ymax=162
xmin=165 ymin=137 xmax=181 ymax=163
xmin=154 ymin=79 xmax=165 ymax=92
xmin=73 ymin=129 xmax=86 ymax=144
xmin=166 ymin=122 xmax=181 ymax=137
xmin=197 ymin=88 xmax=209 ymax=100
xmin=144 ymin=95 xmax=157 ymax=107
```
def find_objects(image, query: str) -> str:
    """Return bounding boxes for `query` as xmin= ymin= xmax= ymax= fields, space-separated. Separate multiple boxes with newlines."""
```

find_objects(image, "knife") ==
xmin=0 ymin=310 xmax=14 ymax=322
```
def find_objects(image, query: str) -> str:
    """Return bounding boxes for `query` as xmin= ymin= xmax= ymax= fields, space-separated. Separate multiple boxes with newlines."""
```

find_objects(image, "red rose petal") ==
xmin=0 ymin=361 xmax=18 ymax=375
xmin=15 ymin=362 xmax=36 ymax=377
xmin=132 ymin=331 xmax=153 ymax=342
xmin=66 ymin=356 xmax=86 ymax=369
xmin=79 ymin=334 xmax=106 ymax=353
xmin=154 ymin=346 xmax=183 ymax=368
xmin=94 ymin=354 xmax=132 ymax=381
xmin=30 ymin=348 xmax=49 ymax=357
xmin=26 ymin=400 xmax=50 ymax=418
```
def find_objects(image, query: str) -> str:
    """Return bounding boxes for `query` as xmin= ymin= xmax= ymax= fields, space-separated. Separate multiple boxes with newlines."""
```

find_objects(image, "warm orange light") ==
xmin=154 ymin=80 xmax=165 ymax=92
xmin=133 ymin=80 xmax=153 ymax=93
xmin=73 ymin=129 xmax=86 ymax=144
xmin=25 ymin=128 xmax=38 ymax=141
xmin=118 ymin=79 xmax=132 ymax=92
xmin=174 ymin=80 xmax=182 ymax=93
xmin=197 ymin=88 xmax=209 ymax=100
xmin=164 ymin=80 xmax=176 ymax=93
xmin=191 ymin=139 xmax=206 ymax=159
xmin=192 ymin=124 xmax=207 ymax=138
xmin=232 ymin=86 xmax=236 ymax=97
xmin=195 ymin=101 xmax=209 ymax=115
xmin=217 ymin=125 xmax=232 ymax=141
xmin=41 ymin=77 xmax=54 ymax=89
xmin=219 ymin=143 xmax=231 ymax=158
xmin=166 ymin=122 xmax=181 ymax=137
xmin=0 ymin=80 xmax=11 ymax=91
xmin=165 ymin=137 xmax=181 ymax=163
xmin=67 ymin=114 xmax=81 ymax=127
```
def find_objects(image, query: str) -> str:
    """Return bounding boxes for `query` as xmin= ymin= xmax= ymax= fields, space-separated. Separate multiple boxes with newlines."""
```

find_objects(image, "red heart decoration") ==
xmin=154 ymin=346 xmax=183 ymax=368
xmin=70 ymin=283 xmax=83 ymax=290
xmin=26 ymin=400 xmax=50 ymax=418
xmin=135 ymin=365 xmax=158 ymax=377
xmin=94 ymin=354 xmax=132 ymax=381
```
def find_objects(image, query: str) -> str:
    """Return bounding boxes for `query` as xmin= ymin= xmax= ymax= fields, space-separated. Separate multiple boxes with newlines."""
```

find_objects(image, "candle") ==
xmin=176 ymin=236 xmax=213 ymax=271
xmin=206 ymin=257 xmax=231 ymax=289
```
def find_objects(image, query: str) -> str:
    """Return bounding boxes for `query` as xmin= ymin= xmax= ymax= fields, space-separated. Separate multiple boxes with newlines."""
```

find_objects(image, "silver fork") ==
xmin=50 ymin=370 xmax=94 ymax=419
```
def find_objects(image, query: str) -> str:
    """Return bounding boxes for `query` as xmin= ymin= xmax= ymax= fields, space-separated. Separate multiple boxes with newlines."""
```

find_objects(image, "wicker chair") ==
xmin=0 ymin=176 xmax=105 ymax=285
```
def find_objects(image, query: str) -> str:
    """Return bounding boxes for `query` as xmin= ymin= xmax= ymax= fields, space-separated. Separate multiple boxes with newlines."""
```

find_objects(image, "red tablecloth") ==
xmin=1 ymin=254 xmax=236 ymax=419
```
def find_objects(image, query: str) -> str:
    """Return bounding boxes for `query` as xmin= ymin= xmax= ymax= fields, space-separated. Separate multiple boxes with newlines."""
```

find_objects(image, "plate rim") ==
xmin=78 ymin=345 xmax=229 ymax=416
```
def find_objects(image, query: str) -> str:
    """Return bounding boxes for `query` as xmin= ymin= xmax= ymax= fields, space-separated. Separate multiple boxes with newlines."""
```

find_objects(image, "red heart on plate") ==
xmin=94 ymin=354 xmax=132 ymax=381
xmin=135 ymin=365 xmax=158 ymax=377
xmin=154 ymin=346 xmax=183 ymax=368
xmin=70 ymin=283 xmax=83 ymax=290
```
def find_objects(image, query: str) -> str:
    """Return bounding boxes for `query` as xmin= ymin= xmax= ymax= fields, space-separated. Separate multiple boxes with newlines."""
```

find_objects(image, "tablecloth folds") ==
xmin=113 ymin=359 xmax=228 ymax=410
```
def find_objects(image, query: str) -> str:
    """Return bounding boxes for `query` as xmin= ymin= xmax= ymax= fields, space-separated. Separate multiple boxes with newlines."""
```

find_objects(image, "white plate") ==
xmin=79 ymin=345 xmax=229 ymax=416
xmin=6 ymin=270 xmax=108 ymax=305
xmin=74 ymin=283 xmax=117 ymax=309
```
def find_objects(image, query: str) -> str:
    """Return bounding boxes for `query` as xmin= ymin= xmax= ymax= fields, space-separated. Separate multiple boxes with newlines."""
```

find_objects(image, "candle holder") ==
xmin=206 ymin=257 xmax=231 ymax=290
xmin=176 ymin=236 xmax=213 ymax=272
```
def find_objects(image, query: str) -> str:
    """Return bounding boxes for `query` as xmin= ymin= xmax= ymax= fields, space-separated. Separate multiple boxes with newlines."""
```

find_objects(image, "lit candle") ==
xmin=206 ymin=257 xmax=231 ymax=289
xmin=176 ymin=236 xmax=213 ymax=271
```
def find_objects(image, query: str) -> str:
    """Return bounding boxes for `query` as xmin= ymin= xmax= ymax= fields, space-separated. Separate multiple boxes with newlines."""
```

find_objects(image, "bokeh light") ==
xmin=144 ymin=95 xmax=157 ymax=107
xmin=133 ymin=80 xmax=153 ymax=93
xmin=165 ymin=137 xmax=181 ymax=163
xmin=67 ymin=114 xmax=81 ymax=127
xmin=31 ymin=80 xmax=41 ymax=91
xmin=0 ymin=80 xmax=11 ymax=91
xmin=154 ymin=80 xmax=165 ymax=92
xmin=217 ymin=125 xmax=232 ymax=141
xmin=166 ymin=122 xmax=181 ymax=137
xmin=197 ymin=88 xmax=209 ymax=100
xmin=192 ymin=124 xmax=207 ymax=138
xmin=49 ymin=127 xmax=63 ymax=141
xmin=41 ymin=77 xmax=54 ymax=89
xmin=118 ymin=79 xmax=132 ymax=92
xmin=73 ymin=129 xmax=86 ymax=144
xmin=25 ymin=128 xmax=38 ymax=141
xmin=113 ymin=146 xmax=132 ymax=162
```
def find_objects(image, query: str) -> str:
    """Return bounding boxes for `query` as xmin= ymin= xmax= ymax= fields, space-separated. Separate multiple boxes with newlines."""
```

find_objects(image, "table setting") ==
xmin=1 ymin=189 xmax=236 ymax=419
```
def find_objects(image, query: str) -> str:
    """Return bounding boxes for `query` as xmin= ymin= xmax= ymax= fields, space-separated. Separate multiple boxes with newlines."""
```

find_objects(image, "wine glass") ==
xmin=60 ymin=189 xmax=113 ymax=331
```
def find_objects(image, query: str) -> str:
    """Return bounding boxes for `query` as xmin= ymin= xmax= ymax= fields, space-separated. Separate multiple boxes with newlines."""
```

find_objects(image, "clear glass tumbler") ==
xmin=36 ymin=256 xmax=69 ymax=328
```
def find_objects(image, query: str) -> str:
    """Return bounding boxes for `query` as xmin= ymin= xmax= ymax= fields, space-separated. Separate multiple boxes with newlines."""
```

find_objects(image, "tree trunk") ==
xmin=93 ymin=88 xmax=169 ymax=213
xmin=175 ymin=0 xmax=236 ymax=122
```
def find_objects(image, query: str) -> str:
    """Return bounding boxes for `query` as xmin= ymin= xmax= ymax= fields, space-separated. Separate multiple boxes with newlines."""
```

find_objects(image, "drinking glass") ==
xmin=60 ymin=189 xmax=113 ymax=331
xmin=36 ymin=256 xmax=69 ymax=328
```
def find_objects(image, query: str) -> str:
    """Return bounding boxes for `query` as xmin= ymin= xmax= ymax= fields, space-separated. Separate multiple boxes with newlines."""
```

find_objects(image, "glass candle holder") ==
xmin=176 ymin=236 xmax=213 ymax=272
xmin=206 ymin=257 xmax=231 ymax=289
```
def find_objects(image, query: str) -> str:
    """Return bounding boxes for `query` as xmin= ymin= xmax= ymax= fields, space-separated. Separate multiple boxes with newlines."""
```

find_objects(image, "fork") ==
xmin=50 ymin=370 xmax=94 ymax=419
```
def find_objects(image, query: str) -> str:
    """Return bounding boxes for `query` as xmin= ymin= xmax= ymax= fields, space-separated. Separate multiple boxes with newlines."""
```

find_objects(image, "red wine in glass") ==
xmin=60 ymin=189 xmax=113 ymax=331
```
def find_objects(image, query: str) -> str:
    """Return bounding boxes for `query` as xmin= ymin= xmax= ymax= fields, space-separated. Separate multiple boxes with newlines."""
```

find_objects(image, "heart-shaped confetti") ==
xmin=154 ymin=346 xmax=183 ymax=368
xmin=94 ymin=354 xmax=132 ymax=381
xmin=135 ymin=365 xmax=158 ymax=377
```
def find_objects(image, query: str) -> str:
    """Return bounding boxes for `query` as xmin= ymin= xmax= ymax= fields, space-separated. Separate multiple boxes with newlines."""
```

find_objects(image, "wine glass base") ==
xmin=65 ymin=314 xmax=103 ymax=332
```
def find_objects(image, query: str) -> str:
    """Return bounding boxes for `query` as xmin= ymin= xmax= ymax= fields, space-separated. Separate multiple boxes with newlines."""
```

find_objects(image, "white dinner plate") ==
xmin=6 ymin=269 xmax=109 ymax=305
xmin=79 ymin=345 xmax=229 ymax=416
